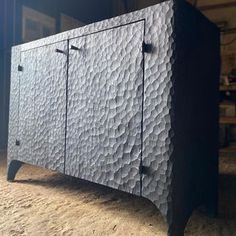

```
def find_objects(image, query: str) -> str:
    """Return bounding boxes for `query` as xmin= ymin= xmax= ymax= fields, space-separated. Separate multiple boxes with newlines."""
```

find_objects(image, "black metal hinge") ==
xmin=139 ymin=165 xmax=150 ymax=175
xmin=18 ymin=65 xmax=23 ymax=72
xmin=142 ymin=42 xmax=153 ymax=54
xmin=15 ymin=140 xmax=20 ymax=146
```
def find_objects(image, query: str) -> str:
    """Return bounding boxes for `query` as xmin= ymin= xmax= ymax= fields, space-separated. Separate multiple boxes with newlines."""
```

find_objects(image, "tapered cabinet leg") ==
xmin=165 ymin=207 xmax=190 ymax=236
xmin=7 ymin=160 xmax=23 ymax=181
xmin=204 ymin=200 xmax=218 ymax=218
xmin=167 ymin=223 xmax=185 ymax=236
xmin=205 ymin=176 xmax=219 ymax=218
xmin=150 ymin=203 xmax=189 ymax=236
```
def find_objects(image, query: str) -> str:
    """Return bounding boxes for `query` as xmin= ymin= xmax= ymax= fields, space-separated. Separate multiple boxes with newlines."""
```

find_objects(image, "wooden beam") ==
xmin=220 ymin=85 xmax=236 ymax=91
xmin=220 ymin=117 xmax=236 ymax=124
xmin=199 ymin=1 xmax=236 ymax=11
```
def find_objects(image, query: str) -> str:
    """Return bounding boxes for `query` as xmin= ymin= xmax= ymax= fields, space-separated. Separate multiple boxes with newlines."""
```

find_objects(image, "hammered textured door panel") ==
xmin=18 ymin=42 xmax=67 ymax=172
xmin=66 ymin=21 xmax=144 ymax=195
xmin=33 ymin=42 xmax=67 ymax=172
xmin=18 ymin=49 xmax=37 ymax=164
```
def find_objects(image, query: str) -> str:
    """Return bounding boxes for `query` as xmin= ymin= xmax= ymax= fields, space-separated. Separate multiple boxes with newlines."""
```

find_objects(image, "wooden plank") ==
xmin=220 ymin=146 xmax=236 ymax=153
xmin=220 ymin=116 xmax=236 ymax=124
xmin=220 ymin=85 xmax=236 ymax=91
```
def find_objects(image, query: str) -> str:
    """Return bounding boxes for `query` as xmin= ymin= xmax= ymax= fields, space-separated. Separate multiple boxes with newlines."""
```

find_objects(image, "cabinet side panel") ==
xmin=170 ymin=1 xmax=220 ymax=228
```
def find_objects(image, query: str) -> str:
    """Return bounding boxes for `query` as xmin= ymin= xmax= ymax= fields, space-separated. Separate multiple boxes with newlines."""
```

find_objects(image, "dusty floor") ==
xmin=0 ymin=151 xmax=236 ymax=236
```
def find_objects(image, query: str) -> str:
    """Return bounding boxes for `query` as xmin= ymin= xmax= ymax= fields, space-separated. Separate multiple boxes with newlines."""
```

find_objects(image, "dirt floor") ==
xmin=0 ymin=150 xmax=236 ymax=236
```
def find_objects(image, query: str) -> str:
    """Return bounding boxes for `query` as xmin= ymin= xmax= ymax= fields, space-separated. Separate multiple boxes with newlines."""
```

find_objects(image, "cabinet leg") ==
xmin=167 ymin=222 xmax=185 ymax=236
xmin=7 ymin=160 xmax=23 ymax=181
xmin=204 ymin=200 xmax=218 ymax=218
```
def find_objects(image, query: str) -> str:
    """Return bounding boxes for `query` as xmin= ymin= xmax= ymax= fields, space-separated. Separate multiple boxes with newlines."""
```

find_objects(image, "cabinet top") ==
xmin=12 ymin=0 xmax=210 ymax=53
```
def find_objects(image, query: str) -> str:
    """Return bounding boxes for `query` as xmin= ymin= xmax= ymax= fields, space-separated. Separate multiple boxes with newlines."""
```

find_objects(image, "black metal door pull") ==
xmin=55 ymin=49 xmax=66 ymax=54
xmin=70 ymin=45 xmax=80 ymax=51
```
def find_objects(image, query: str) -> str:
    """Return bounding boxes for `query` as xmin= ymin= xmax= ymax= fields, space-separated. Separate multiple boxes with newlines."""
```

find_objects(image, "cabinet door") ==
xmin=18 ymin=48 xmax=36 ymax=167
xmin=66 ymin=21 xmax=144 ymax=195
xmin=18 ymin=41 xmax=67 ymax=172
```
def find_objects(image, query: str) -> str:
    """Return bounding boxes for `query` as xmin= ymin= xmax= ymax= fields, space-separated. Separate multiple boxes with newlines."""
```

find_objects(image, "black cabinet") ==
xmin=7 ymin=2 xmax=220 ymax=235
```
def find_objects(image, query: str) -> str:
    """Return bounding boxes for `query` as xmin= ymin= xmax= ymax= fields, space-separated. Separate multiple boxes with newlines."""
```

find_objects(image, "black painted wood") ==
xmin=7 ymin=2 xmax=220 ymax=235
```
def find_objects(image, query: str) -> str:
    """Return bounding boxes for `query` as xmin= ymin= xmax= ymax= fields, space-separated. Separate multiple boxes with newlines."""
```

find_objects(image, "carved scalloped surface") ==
xmin=7 ymin=48 xmax=20 ymax=167
xmin=18 ymin=49 xmax=36 ymax=167
xmin=142 ymin=3 xmax=175 ymax=219
xmin=9 ymin=1 xmax=176 ymax=221
xmin=33 ymin=42 xmax=67 ymax=172
xmin=17 ymin=42 xmax=67 ymax=172
xmin=66 ymin=22 xmax=144 ymax=195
